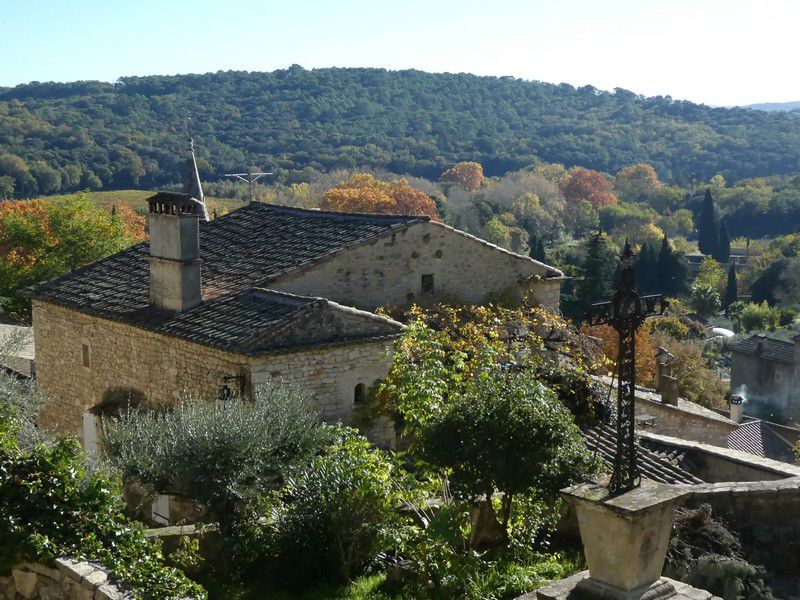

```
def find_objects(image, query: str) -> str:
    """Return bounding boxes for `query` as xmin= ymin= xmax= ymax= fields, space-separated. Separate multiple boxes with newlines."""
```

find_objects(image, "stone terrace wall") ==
xmin=33 ymin=300 xmax=248 ymax=436
xmin=684 ymin=477 xmax=800 ymax=577
xmin=638 ymin=432 xmax=800 ymax=483
xmin=0 ymin=559 xmax=137 ymax=600
xmin=270 ymin=220 xmax=563 ymax=311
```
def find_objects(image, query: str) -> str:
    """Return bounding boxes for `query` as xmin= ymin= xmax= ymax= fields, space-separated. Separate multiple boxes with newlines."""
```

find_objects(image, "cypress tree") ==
xmin=657 ymin=235 xmax=688 ymax=296
xmin=535 ymin=238 xmax=546 ymax=262
xmin=529 ymin=235 xmax=539 ymax=259
xmin=698 ymin=188 xmax=718 ymax=257
xmin=636 ymin=242 xmax=658 ymax=294
xmin=576 ymin=232 xmax=616 ymax=316
xmin=716 ymin=221 xmax=731 ymax=263
xmin=723 ymin=262 xmax=738 ymax=310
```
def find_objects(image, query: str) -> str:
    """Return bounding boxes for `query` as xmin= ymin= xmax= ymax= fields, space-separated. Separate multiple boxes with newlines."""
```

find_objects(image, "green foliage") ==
xmin=264 ymin=426 xmax=406 ymax=584
xmin=715 ymin=221 xmax=731 ymax=263
xmin=9 ymin=68 xmax=800 ymax=197
xmin=691 ymin=283 xmax=721 ymax=317
xmin=0 ymin=426 xmax=204 ymax=598
xmin=102 ymin=385 xmax=322 ymax=530
xmin=657 ymin=236 xmax=688 ymax=296
xmin=0 ymin=194 xmax=142 ymax=318
xmin=698 ymin=188 xmax=719 ymax=256
xmin=723 ymin=263 xmax=738 ymax=310
xmin=418 ymin=370 xmax=595 ymax=526
xmin=648 ymin=316 xmax=692 ymax=341
xmin=738 ymin=301 xmax=781 ymax=332
xmin=574 ymin=232 xmax=617 ymax=318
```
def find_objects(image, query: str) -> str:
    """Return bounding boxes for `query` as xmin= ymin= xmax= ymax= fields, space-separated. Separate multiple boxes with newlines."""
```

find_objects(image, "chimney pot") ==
xmin=728 ymin=394 xmax=744 ymax=423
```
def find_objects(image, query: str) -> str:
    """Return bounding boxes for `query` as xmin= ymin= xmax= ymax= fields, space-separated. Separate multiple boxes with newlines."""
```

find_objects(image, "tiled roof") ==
xmin=24 ymin=203 xmax=417 ymax=352
xmin=728 ymin=420 xmax=797 ymax=463
xmin=583 ymin=424 xmax=704 ymax=485
xmin=732 ymin=335 xmax=795 ymax=364
xmin=25 ymin=202 xmax=424 ymax=318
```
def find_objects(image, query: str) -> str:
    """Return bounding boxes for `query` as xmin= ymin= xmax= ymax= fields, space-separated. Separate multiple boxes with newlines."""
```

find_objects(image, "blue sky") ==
xmin=2 ymin=0 xmax=797 ymax=106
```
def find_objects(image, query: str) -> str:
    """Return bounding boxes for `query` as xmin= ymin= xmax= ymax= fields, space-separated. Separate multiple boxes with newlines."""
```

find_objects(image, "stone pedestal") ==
xmin=555 ymin=480 xmax=691 ymax=600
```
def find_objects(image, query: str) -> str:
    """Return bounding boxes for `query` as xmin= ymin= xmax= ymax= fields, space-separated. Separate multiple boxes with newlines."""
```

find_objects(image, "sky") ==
xmin=2 ymin=0 xmax=798 ymax=106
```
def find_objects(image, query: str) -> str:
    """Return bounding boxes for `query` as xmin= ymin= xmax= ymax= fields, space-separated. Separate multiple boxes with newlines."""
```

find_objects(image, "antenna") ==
xmin=223 ymin=168 xmax=273 ymax=203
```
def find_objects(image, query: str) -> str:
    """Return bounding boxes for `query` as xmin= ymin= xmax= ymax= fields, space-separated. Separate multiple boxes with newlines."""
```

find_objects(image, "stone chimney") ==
xmin=147 ymin=192 xmax=203 ymax=312
xmin=756 ymin=334 xmax=767 ymax=355
xmin=728 ymin=394 xmax=744 ymax=424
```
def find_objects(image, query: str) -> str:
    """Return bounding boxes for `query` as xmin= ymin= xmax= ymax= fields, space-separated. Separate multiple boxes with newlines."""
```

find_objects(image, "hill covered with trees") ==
xmin=3 ymin=66 xmax=800 ymax=197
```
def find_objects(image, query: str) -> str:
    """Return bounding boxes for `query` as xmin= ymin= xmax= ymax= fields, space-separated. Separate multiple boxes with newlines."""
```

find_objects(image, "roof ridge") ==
xmin=254 ymin=202 xmax=431 ymax=222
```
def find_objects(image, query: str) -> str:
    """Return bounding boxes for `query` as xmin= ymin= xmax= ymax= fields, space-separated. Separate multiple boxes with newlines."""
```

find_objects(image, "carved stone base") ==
xmin=520 ymin=570 xmax=721 ymax=600
xmin=573 ymin=576 xmax=676 ymax=599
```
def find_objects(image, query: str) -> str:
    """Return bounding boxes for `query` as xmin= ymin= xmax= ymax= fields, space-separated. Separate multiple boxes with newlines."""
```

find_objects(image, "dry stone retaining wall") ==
xmin=0 ymin=559 xmax=137 ymax=600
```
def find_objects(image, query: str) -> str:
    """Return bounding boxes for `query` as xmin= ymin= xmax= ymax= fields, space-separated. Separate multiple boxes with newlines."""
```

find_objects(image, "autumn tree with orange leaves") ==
xmin=321 ymin=173 xmax=439 ymax=219
xmin=614 ymin=163 xmax=662 ymax=202
xmin=583 ymin=322 xmax=658 ymax=387
xmin=0 ymin=194 xmax=145 ymax=319
xmin=440 ymin=161 xmax=484 ymax=191
xmin=559 ymin=167 xmax=618 ymax=210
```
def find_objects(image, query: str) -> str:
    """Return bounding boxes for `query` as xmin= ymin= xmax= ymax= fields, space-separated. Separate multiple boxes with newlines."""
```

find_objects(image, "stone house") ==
xmin=730 ymin=333 xmax=800 ymax=420
xmin=26 ymin=185 xmax=564 ymax=451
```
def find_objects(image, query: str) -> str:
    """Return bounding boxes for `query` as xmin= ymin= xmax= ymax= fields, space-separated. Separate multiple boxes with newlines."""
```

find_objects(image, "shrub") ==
xmin=0 ymin=426 xmax=203 ymax=598
xmin=418 ymin=369 xmax=595 ymax=536
xmin=739 ymin=301 xmax=781 ymax=332
xmin=102 ymin=384 xmax=321 ymax=530
xmin=648 ymin=316 xmax=691 ymax=341
xmin=266 ymin=426 xmax=406 ymax=584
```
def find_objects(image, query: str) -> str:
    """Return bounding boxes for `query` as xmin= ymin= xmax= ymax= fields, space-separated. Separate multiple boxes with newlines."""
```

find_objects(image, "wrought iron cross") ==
xmin=586 ymin=241 xmax=667 ymax=495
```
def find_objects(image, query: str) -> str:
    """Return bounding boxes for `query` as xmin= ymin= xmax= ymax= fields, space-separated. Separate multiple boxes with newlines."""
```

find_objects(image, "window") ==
xmin=354 ymin=383 xmax=367 ymax=405
xmin=421 ymin=273 xmax=434 ymax=293
xmin=81 ymin=343 xmax=91 ymax=368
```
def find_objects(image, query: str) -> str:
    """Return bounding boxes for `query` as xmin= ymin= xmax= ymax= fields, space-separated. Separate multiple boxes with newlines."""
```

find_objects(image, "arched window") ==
xmin=353 ymin=383 xmax=367 ymax=405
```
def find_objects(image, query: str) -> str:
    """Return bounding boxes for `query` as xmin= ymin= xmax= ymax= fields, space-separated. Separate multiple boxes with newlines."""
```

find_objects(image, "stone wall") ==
xmin=0 ymin=559 xmax=136 ymax=600
xmin=250 ymin=340 xmax=396 ymax=446
xmin=33 ymin=301 xmax=396 ymax=445
xmin=633 ymin=392 xmax=737 ymax=448
xmin=268 ymin=220 xmax=563 ymax=311
xmin=684 ymin=477 xmax=800 ymax=577
xmin=638 ymin=432 xmax=800 ymax=483
xmin=33 ymin=300 xmax=248 ymax=437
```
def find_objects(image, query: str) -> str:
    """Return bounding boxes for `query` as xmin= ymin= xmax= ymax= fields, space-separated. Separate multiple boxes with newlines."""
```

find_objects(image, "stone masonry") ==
xmin=269 ymin=220 xmax=563 ymax=311
xmin=33 ymin=300 xmax=395 ymax=442
xmin=1 ymin=559 xmax=139 ymax=600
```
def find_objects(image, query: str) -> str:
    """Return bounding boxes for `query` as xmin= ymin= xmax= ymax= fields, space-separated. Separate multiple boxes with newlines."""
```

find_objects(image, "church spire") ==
xmin=183 ymin=138 xmax=209 ymax=222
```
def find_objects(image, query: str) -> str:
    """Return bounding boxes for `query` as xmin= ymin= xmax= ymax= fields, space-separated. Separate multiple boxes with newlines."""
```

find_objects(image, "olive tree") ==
xmin=102 ymin=384 xmax=322 ymax=529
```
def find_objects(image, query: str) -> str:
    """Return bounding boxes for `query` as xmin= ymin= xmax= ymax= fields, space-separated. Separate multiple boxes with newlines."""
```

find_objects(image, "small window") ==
xmin=354 ymin=383 xmax=367 ymax=405
xmin=81 ymin=343 xmax=91 ymax=369
xmin=421 ymin=273 xmax=434 ymax=294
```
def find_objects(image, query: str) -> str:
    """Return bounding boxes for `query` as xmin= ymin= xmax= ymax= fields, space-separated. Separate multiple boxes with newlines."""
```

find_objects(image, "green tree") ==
xmin=418 ymin=369 xmax=594 ymax=537
xmin=636 ymin=242 xmax=659 ymax=294
xmin=698 ymin=188 xmax=718 ymax=257
xmin=715 ymin=221 xmax=731 ymax=263
xmin=535 ymin=237 xmax=546 ymax=262
xmin=265 ymin=426 xmax=405 ymax=583
xmin=657 ymin=235 xmax=688 ymax=295
xmin=723 ymin=263 xmax=738 ymax=310
xmin=102 ymin=385 xmax=322 ymax=531
xmin=575 ymin=232 xmax=617 ymax=315
xmin=0 ymin=195 xmax=142 ymax=318
xmin=739 ymin=302 xmax=781 ymax=332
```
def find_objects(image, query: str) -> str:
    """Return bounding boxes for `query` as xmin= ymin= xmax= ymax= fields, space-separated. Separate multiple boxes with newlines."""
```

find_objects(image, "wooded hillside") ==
xmin=3 ymin=66 xmax=800 ymax=196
